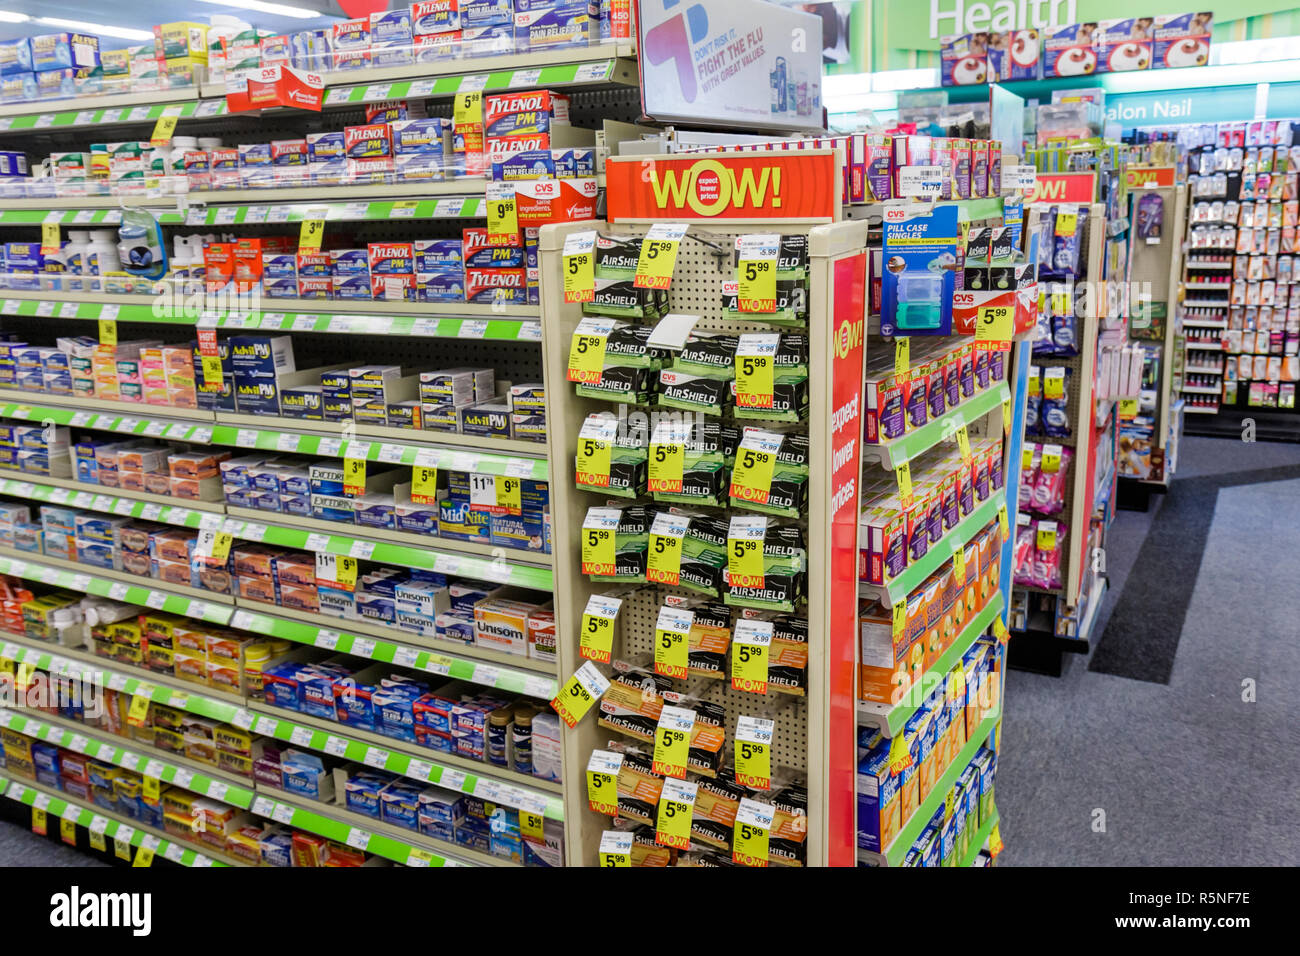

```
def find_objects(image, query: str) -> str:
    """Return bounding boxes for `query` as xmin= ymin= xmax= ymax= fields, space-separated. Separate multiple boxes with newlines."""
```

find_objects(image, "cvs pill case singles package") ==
xmin=881 ymin=204 xmax=959 ymax=337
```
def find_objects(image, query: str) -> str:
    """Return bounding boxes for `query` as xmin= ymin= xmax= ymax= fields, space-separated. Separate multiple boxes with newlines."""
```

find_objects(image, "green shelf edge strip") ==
xmin=0 ymin=98 xmax=212 ymax=131
xmin=0 ymin=637 xmax=563 ymax=822
xmin=0 ymin=401 xmax=548 ymax=479
xmin=322 ymin=60 xmax=615 ymax=106
xmin=0 ymin=774 xmax=227 ymax=867
xmin=879 ymin=593 xmax=1005 ymax=737
xmin=0 ymin=198 xmax=487 ymax=226
xmin=0 ymin=477 xmax=212 ymax=529
xmin=879 ymin=382 xmax=1010 ymax=467
xmin=959 ymin=808 xmax=999 ymax=867
xmin=952 ymin=197 xmax=1005 ymax=223
xmin=0 ymin=708 xmax=255 ymax=809
xmin=878 ymin=489 xmax=1007 ymax=606
xmin=884 ymin=713 xmax=998 ymax=867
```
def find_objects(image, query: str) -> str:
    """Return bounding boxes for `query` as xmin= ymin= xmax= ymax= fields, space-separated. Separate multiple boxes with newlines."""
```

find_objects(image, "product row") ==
xmin=1221 ymin=329 xmax=1300 ymax=359
xmin=865 ymin=339 xmax=1008 ymax=444
xmin=1024 ymin=366 xmax=1074 ymax=440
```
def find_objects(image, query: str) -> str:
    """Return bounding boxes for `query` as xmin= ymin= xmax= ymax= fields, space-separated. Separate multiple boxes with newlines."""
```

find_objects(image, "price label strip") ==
xmin=654 ymin=777 xmax=698 ymax=850
xmin=586 ymin=750 xmax=623 ymax=816
xmin=634 ymin=222 xmax=688 ymax=290
xmin=579 ymin=594 xmax=622 ymax=664
xmin=734 ymin=715 xmax=775 ymax=790
xmin=732 ymin=797 xmax=775 ymax=867
xmin=652 ymin=604 xmax=694 ymax=679
xmin=645 ymin=512 xmax=690 ymax=586
xmin=562 ymin=230 xmax=596 ymax=303
xmin=730 ymin=618 xmax=773 ymax=694
xmin=580 ymin=507 xmax=620 ymax=577
xmin=575 ymin=415 xmax=618 ymax=488
xmin=729 ymin=429 xmax=784 ymax=505
xmin=647 ymin=418 xmax=689 ymax=494
xmin=651 ymin=704 xmax=695 ymax=778
xmin=736 ymin=234 xmax=779 ymax=312
xmin=567 ymin=317 xmax=614 ymax=384
xmin=735 ymin=333 xmax=779 ymax=410
xmin=550 ymin=661 xmax=610 ymax=728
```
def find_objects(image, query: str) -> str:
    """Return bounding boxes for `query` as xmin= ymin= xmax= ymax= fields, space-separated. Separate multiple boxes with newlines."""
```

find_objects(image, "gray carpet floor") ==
xmin=0 ymin=438 xmax=1294 ymax=867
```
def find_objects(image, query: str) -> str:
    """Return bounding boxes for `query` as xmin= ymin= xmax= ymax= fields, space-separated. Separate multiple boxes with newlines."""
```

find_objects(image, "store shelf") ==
xmin=0 ymin=708 xmax=255 ymax=809
xmin=857 ymin=593 xmax=1004 ymax=737
xmin=0 ymin=551 xmax=233 ymax=623
xmin=0 ymin=635 xmax=562 ymax=820
xmin=31 ymin=639 xmax=248 ymax=708
xmin=1184 ymin=366 xmax=1223 ymax=374
xmin=0 ymin=89 xmax=209 ymax=127
xmin=1180 ymin=320 xmax=1227 ymax=330
xmin=1182 ymin=282 xmax=1231 ymax=291
xmin=1180 ymin=385 xmax=1223 ymax=394
xmin=1184 ymin=405 xmax=1221 ymax=414
xmin=0 ymin=775 xmax=233 ymax=867
xmin=1184 ymin=261 xmax=1233 ymax=269
xmin=859 ymin=490 xmax=1006 ymax=607
xmin=857 ymin=713 xmax=998 ymax=867
xmin=0 ymin=390 xmax=212 ymax=422
xmin=959 ymin=808 xmax=999 ymax=867
xmin=862 ymin=383 xmax=1009 ymax=469
xmin=0 ymin=291 xmax=195 ymax=324
xmin=1185 ymin=342 xmax=1223 ymax=351
xmin=0 ymin=470 xmax=224 ymax=519
xmin=226 ymin=601 xmax=558 ymax=699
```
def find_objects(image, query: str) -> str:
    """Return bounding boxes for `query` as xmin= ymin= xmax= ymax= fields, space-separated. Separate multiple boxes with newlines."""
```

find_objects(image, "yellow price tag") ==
xmin=730 ymin=637 xmax=769 ymax=693
xmin=521 ymin=811 xmax=545 ymax=844
xmin=132 ymin=846 xmax=155 ymax=868
xmin=599 ymin=849 xmax=631 ymax=866
xmin=127 ymin=693 xmax=151 ymax=727
xmin=201 ymin=354 xmax=223 ymax=388
xmin=298 ymin=218 xmax=325 ymax=252
xmin=411 ymin=465 xmax=439 ymax=505
xmin=576 ymin=437 xmax=612 ymax=488
xmin=653 ymin=609 xmax=691 ymax=679
xmin=993 ymin=616 xmax=1009 ymax=645
xmin=735 ymin=354 xmax=774 ymax=410
xmin=729 ymin=443 xmax=778 ymax=505
xmin=566 ymin=327 xmax=609 ymax=384
xmin=956 ymin=424 xmax=972 ymax=465
xmin=896 ymin=460 xmax=914 ymax=507
xmin=550 ymin=662 xmax=608 ymax=728
xmin=735 ymin=737 xmax=771 ymax=790
xmin=143 ymin=776 xmax=161 ymax=804
xmin=579 ymin=595 xmax=620 ymax=664
xmin=98 ymin=318 xmax=117 ymax=346
xmin=1041 ymin=446 xmax=1062 ymax=473
xmin=407 ymin=848 xmax=435 ymax=866
xmin=952 ymin=541 xmax=966 ymax=585
xmin=732 ymin=801 xmax=772 ymax=867
xmin=89 ymin=828 xmax=106 ymax=852
xmin=989 ymin=822 xmax=1004 ymax=858
xmin=586 ymin=754 xmax=621 ymax=815
xmin=151 ymin=114 xmax=178 ymax=146
xmin=15 ymin=661 xmax=33 ymax=692
xmin=580 ymin=526 xmax=616 ymax=577
xmin=975 ymin=305 xmax=1014 ymax=351
xmin=647 ymin=441 xmax=685 ymax=493
xmin=1002 ymin=397 xmax=1012 ymax=435
xmin=997 ymin=504 xmax=1009 ymax=542
xmin=646 ymin=522 xmax=685 ymax=586
xmin=887 ymin=730 xmax=913 ymax=775
xmin=634 ymin=235 xmax=682 ymax=290
xmin=453 ymin=91 xmax=482 ymax=127
xmin=335 ymin=556 xmax=358 ymax=589
xmin=892 ymin=601 xmax=907 ymax=639
xmin=31 ymin=807 xmax=47 ymax=836
xmin=894 ymin=337 xmax=910 ymax=377
xmin=1055 ymin=210 xmax=1078 ymax=236
xmin=737 ymin=257 xmax=776 ymax=312
xmin=494 ymin=476 xmax=521 ymax=515
xmin=343 ymin=456 xmax=366 ymax=496
xmin=486 ymin=186 xmax=519 ymax=243
xmin=651 ymin=706 xmax=694 ymax=778
xmin=562 ymin=231 xmax=597 ymax=304
xmin=1036 ymin=521 xmax=1057 ymax=550
xmin=41 ymin=221 xmax=61 ymax=255
xmin=655 ymin=789 xmax=695 ymax=849
xmin=728 ymin=537 xmax=764 ymax=586
xmin=1119 ymin=398 xmax=1139 ymax=418
xmin=114 ymin=837 xmax=132 ymax=860
xmin=208 ymin=531 xmax=233 ymax=564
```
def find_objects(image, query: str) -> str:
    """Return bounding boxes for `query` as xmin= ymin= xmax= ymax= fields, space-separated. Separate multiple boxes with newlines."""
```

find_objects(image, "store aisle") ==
xmin=998 ymin=436 xmax=1300 ymax=866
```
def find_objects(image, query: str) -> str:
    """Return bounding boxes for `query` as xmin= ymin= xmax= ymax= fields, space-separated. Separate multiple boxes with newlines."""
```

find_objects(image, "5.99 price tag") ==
xmin=734 ymin=715 xmax=774 ymax=789
xmin=562 ymin=230 xmax=596 ymax=303
xmin=652 ymin=705 xmax=695 ymax=778
xmin=730 ymin=619 xmax=773 ymax=694
xmin=729 ymin=429 xmax=783 ymax=505
xmin=645 ymin=512 xmax=689 ymax=586
xmin=736 ymin=234 xmax=778 ymax=312
xmin=653 ymin=604 xmax=694 ymax=679
xmin=579 ymin=594 xmax=622 ymax=663
xmin=587 ymin=750 xmax=623 ymax=815
xmin=567 ymin=317 xmax=614 ymax=384
xmin=634 ymin=223 xmax=688 ymax=289
xmin=550 ymin=661 xmax=611 ymax=728
xmin=735 ymin=333 xmax=779 ymax=410
xmin=580 ymin=508 xmax=620 ymax=577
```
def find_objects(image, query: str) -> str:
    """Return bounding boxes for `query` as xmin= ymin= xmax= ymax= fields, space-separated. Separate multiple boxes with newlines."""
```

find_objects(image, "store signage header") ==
xmin=605 ymin=153 xmax=838 ymax=223
xmin=929 ymin=0 xmax=1077 ymax=39
xmin=1027 ymin=171 xmax=1095 ymax=205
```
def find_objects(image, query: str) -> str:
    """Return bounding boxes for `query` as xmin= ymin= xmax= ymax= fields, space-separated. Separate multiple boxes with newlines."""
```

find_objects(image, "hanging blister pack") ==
xmin=1040 ymin=366 xmax=1072 ymax=439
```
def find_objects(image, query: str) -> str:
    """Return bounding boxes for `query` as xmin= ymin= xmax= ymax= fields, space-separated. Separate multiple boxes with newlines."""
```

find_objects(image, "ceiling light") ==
xmin=193 ymin=0 xmax=323 ymax=19
xmin=35 ymin=17 xmax=154 ymax=41
xmin=0 ymin=12 xmax=31 ymax=23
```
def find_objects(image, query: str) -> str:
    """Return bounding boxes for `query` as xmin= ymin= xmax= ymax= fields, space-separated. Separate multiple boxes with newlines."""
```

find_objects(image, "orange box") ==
xmin=920 ymin=575 xmax=945 ymax=672
xmin=858 ymin=598 xmax=911 ymax=705
xmin=204 ymin=242 xmax=236 ymax=293
xmin=151 ymin=529 xmax=195 ymax=563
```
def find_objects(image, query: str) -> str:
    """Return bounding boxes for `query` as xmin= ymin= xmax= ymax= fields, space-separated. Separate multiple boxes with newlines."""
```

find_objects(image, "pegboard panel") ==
xmin=608 ymin=584 xmax=811 ymax=776
xmin=566 ymin=87 xmax=645 ymax=127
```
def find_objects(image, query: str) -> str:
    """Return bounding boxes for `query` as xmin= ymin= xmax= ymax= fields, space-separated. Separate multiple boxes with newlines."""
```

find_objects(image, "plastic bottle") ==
xmin=171 ymin=135 xmax=198 ymax=193
xmin=86 ymin=229 xmax=121 ymax=292
xmin=64 ymin=230 xmax=91 ymax=292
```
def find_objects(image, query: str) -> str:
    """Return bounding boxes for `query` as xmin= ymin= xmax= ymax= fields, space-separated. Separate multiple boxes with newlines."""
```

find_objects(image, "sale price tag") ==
xmin=587 ymin=750 xmax=623 ymax=815
xmin=955 ymin=423 xmax=972 ymax=466
xmin=298 ymin=218 xmax=325 ymax=252
xmin=343 ymin=456 xmax=366 ymax=496
xmin=469 ymin=473 xmax=521 ymax=515
xmin=653 ymin=604 xmax=694 ymax=679
xmin=1040 ymin=443 xmax=1063 ymax=473
xmin=150 ymin=114 xmax=178 ymax=146
xmin=196 ymin=529 xmax=233 ymax=564
xmin=575 ymin=415 xmax=618 ymax=488
xmin=646 ymin=512 xmax=689 ymax=586
xmin=655 ymin=777 xmax=698 ymax=849
xmin=651 ymin=704 xmax=695 ymax=778
xmin=1036 ymin=519 xmax=1058 ymax=551
xmin=730 ymin=619 xmax=773 ymax=694
xmin=599 ymin=829 xmax=634 ymax=866
xmin=726 ymin=515 xmax=767 ymax=590
xmin=729 ymin=429 xmax=783 ymax=505
xmin=550 ymin=661 xmax=610 ymax=727
xmin=1055 ymin=209 xmax=1078 ymax=236
xmin=486 ymin=182 xmax=519 ymax=244
xmin=127 ymin=693 xmax=151 ymax=728
xmin=896 ymin=460 xmax=914 ymax=508
xmin=579 ymin=594 xmax=622 ymax=664
xmin=634 ymin=223 xmax=688 ymax=289
xmin=562 ymin=230 xmax=596 ymax=303
xmin=580 ymin=508 xmax=620 ymax=577
xmin=41 ymin=221 xmax=61 ymax=255
xmin=734 ymin=715 xmax=774 ymax=789
xmin=647 ymin=419 xmax=689 ymax=494
xmin=567 ymin=317 xmax=614 ymax=384
xmin=894 ymin=337 xmax=910 ymax=377
xmin=315 ymin=552 xmax=358 ymax=591
xmin=410 ymin=465 xmax=439 ymax=505
xmin=736 ymin=234 xmax=778 ymax=312
xmin=975 ymin=305 xmax=1014 ymax=351
xmin=735 ymin=333 xmax=779 ymax=410
xmin=732 ymin=799 xmax=774 ymax=867
xmin=952 ymin=539 xmax=967 ymax=585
